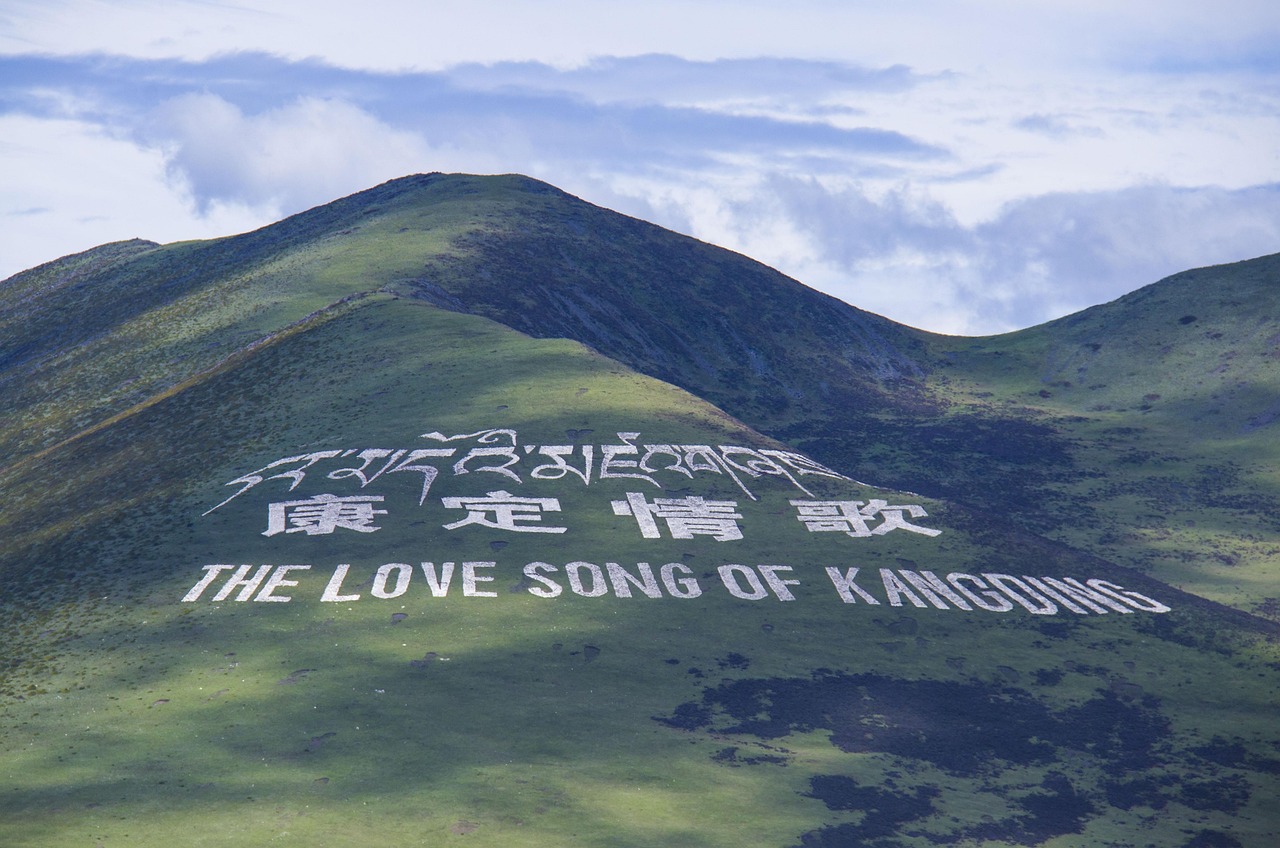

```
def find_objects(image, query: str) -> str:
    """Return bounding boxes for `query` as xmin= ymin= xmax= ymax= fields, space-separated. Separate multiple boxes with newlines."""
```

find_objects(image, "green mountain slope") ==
xmin=2 ymin=174 xmax=1278 ymax=847
xmin=322 ymin=174 xmax=1276 ymax=616
xmin=913 ymin=256 xmax=1280 ymax=614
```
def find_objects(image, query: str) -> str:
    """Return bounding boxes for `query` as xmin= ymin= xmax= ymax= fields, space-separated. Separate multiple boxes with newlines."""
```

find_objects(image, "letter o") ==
xmin=372 ymin=563 xmax=412 ymax=599
xmin=718 ymin=564 xmax=768 ymax=600
xmin=567 ymin=561 xmax=608 ymax=597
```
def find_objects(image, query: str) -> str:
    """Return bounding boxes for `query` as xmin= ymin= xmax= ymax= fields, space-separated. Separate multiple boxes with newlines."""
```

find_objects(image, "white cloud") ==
xmin=2 ymin=5 xmax=1279 ymax=334
xmin=969 ymin=183 xmax=1280 ymax=324
xmin=148 ymin=94 xmax=438 ymax=214
xmin=679 ymin=176 xmax=1280 ymax=334
xmin=0 ymin=113 xmax=266 ymax=281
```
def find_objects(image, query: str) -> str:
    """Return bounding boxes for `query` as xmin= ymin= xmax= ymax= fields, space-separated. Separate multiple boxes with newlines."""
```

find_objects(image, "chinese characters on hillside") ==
xmin=254 ymin=489 xmax=941 ymax=541
xmin=205 ymin=428 xmax=942 ymax=542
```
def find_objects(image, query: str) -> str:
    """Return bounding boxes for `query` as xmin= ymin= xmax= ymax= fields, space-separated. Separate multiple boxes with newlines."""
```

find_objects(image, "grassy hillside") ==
xmin=2 ymin=175 xmax=1278 ymax=846
xmin=911 ymin=255 xmax=1280 ymax=613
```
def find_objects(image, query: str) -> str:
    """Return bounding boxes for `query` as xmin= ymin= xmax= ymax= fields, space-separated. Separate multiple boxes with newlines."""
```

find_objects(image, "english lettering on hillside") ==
xmin=180 ymin=561 xmax=1172 ymax=615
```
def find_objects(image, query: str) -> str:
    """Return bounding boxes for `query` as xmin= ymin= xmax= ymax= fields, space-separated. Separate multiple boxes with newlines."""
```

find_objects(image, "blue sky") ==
xmin=2 ymin=1 xmax=1278 ymax=334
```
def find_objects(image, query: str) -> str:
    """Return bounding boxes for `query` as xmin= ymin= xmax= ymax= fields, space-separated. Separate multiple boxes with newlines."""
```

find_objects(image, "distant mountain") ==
xmin=2 ymin=174 xmax=1277 ymax=847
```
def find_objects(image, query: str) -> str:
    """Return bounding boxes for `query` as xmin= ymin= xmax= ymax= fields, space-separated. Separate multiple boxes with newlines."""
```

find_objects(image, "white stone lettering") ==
xmin=945 ymin=573 xmax=1014 ymax=612
xmin=462 ymin=562 xmax=498 ymax=597
xmin=600 ymin=432 xmax=658 ymax=486
xmin=440 ymin=490 xmax=566 ymax=533
xmin=381 ymin=448 xmax=457 ymax=505
xmin=757 ymin=564 xmax=800 ymax=601
xmin=531 ymin=445 xmax=594 ymax=485
xmin=263 ymin=493 xmax=388 ymax=537
xmin=372 ymin=563 xmax=413 ymax=599
xmin=1039 ymin=577 xmax=1132 ymax=614
xmin=716 ymin=446 xmax=811 ymax=497
xmin=205 ymin=450 xmax=345 ymax=514
xmin=177 ymin=561 xmax=1171 ymax=615
xmin=605 ymin=562 xmax=663 ymax=599
xmin=419 ymin=562 xmax=456 ymax=596
xmin=1084 ymin=579 xmax=1172 ymax=613
xmin=824 ymin=567 xmax=882 ymax=605
xmin=422 ymin=428 xmax=520 ymax=484
xmin=864 ymin=500 xmax=942 ymax=536
xmin=793 ymin=499 xmax=941 ymax=538
xmin=566 ymin=561 xmax=609 ymax=597
xmin=612 ymin=492 xmax=744 ymax=541
xmin=255 ymin=564 xmax=311 ymax=602
xmin=718 ymin=564 xmax=769 ymax=600
xmin=321 ymin=563 xmax=362 ymax=602
xmin=983 ymin=573 xmax=1058 ymax=615
xmin=880 ymin=568 xmax=928 ymax=608
xmin=522 ymin=562 xmax=563 ymax=598
xmin=212 ymin=564 xmax=274 ymax=602
xmin=897 ymin=570 xmax=972 ymax=610
xmin=182 ymin=564 xmax=237 ymax=602
xmin=758 ymin=450 xmax=851 ymax=484
xmin=205 ymin=429 xmax=855 ymax=517
xmin=660 ymin=563 xmax=702 ymax=599
xmin=676 ymin=444 xmax=751 ymax=497
xmin=326 ymin=449 xmax=408 ymax=487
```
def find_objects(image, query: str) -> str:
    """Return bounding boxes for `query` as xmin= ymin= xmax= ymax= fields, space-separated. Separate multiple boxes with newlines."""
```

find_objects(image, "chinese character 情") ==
xmin=611 ymin=492 xmax=744 ymax=541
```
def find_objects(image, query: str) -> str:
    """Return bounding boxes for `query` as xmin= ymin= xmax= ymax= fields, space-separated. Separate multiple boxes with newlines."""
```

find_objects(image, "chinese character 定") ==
xmin=440 ymin=490 xmax=567 ymax=534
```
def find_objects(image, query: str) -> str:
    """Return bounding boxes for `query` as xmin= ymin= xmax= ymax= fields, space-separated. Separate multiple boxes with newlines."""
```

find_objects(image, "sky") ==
xmin=2 ymin=1 xmax=1279 ymax=335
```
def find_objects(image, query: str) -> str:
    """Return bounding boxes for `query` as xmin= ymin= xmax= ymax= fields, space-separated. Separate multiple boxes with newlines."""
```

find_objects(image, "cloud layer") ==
xmin=2 ymin=3 xmax=1279 ymax=335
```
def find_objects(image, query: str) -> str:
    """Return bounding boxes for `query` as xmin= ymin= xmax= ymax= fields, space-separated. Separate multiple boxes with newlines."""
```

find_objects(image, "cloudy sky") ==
xmin=2 ymin=1 xmax=1278 ymax=334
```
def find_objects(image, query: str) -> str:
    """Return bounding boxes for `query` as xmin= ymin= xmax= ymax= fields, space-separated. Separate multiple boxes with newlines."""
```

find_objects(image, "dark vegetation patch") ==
xmin=1183 ymin=829 xmax=1243 ymax=848
xmin=710 ymin=746 xmax=788 ymax=767
xmin=956 ymin=773 xmax=1095 ymax=845
xmin=793 ymin=775 xmax=939 ymax=847
xmin=1195 ymin=735 xmax=1280 ymax=774
xmin=1104 ymin=773 xmax=1180 ymax=810
xmin=1178 ymin=775 xmax=1252 ymax=812
xmin=658 ymin=669 xmax=1262 ymax=845
xmin=656 ymin=670 xmax=1166 ymax=774
xmin=1032 ymin=667 xmax=1065 ymax=686
xmin=716 ymin=652 xmax=751 ymax=670
xmin=1060 ymin=690 xmax=1169 ymax=773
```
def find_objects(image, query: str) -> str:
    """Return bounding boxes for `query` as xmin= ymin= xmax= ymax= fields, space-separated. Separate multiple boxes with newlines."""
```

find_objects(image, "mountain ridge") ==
xmin=4 ymin=173 xmax=1277 ymax=615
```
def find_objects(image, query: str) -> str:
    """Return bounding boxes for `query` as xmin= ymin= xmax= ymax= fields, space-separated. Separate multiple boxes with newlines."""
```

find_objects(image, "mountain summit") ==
xmin=2 ymin=174 xmax=1278 ymax=847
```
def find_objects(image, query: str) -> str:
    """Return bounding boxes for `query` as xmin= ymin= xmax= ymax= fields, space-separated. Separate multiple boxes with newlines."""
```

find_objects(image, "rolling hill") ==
xmin=1 ymin=173 xmax=1277 ymax=847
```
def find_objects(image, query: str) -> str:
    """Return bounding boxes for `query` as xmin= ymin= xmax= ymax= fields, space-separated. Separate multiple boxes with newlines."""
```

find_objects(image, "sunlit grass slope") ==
xmin=1 ymin=175 xmax=1278 ymax=846
xmin=914 ymin=255 xmax=1280 ymax=613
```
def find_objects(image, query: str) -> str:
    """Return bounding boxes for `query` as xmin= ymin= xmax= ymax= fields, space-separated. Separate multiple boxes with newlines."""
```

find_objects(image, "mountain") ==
xmin=1 ymin=174 xmax=1277 ymax=847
